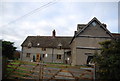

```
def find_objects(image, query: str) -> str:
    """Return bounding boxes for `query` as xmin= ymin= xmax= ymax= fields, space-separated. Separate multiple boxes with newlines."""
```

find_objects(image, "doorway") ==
xmin=87 ymin=56 xmax=93 ymax=64
xmin=36 ymin=53 xmax=40 ymax=62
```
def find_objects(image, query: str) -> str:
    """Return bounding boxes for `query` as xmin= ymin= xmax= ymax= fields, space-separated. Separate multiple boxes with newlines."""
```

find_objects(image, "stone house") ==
xmin=21 ymin=30 xmax=72 ymax=63
xmin=21 ymin=17 xmax=120 ymax=65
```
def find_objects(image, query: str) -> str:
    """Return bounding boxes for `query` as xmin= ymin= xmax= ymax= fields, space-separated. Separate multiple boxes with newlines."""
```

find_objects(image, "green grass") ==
xmin=6 ymin=60 xmax=36 ymax=77
xmin=6 ymin=61 xmax=34 ymax=79
xmin=9 ymin=60 xmax=37 ymax=66
xmin=45 ymin=62 xmax=70 ymax=66
xmin=11 ymin=62 xmax=20 ymax=65
xmin=7 ymin=61 xmax=37 ymax=73
xmin=15 ymin=69 xmax=30 ymax=73
xmin=21 ymin=61 xmax=37 ymax=66
xmin=6 ymin=60 xmax=93 ymax=79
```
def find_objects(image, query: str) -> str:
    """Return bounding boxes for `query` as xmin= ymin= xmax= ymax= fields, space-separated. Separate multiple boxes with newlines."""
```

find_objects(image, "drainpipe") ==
xmin=21 ymin=47 xmax=23 ymax=60
xmin=63 ymin=49 xmax=65 ymax=63
xmin=52 ymin=48 xmax=54 ymax=63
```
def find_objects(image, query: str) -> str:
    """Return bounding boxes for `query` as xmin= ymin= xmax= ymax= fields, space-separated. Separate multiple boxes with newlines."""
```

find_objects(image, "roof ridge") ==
xmin=75 ymin=17 xmax=113 ymax=37
xmin=28 ymin=36 xmax=73 ymax=37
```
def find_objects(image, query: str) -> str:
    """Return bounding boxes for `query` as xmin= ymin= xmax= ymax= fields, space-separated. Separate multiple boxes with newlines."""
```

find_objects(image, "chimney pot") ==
xmin=74 ymin=31 xmax=77 ymax=35
xmin=52 ymin=30 xmax=56 ymax=37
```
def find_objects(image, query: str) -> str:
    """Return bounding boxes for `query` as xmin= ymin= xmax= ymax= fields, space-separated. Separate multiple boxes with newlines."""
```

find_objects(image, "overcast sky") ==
xmin=0 ymin=0 xmax=119 ymax=50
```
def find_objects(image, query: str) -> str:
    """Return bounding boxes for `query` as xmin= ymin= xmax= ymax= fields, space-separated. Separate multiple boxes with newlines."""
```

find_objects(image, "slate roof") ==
xmin=21 ymin=36 xmax=72 ymax=49
xmin=75 ymin=17 xmax=114 ymax=37
xmin=112 ymin=33 xmax=120 ymax=38
xmin=77 ymin=24 xmax=87 ymax=30
xmin=70 ymin=17 xmax=114 ymax=44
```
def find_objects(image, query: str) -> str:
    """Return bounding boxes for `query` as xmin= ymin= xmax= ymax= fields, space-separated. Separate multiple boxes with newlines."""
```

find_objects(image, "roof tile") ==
xmin=21 ymin=36 xmax=72 ymax=49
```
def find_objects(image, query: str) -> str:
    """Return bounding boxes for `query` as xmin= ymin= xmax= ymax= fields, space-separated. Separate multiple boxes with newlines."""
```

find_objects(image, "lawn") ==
xmin=5 ymin=60 xmax=94 ymax=79
xmin=6 ymin=60 xmax=38 ymax=79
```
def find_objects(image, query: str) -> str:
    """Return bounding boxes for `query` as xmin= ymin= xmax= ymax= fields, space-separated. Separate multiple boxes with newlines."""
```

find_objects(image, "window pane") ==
xmin=57 ymin=55 xmax=61 ymax=59
xmin=87 ymin=56 xmax=93 ymax=64
xmin=26 ymin=53 xmax=30 ymax=57
xmin=92 ymin=22 xmax=96 ymax=26
xmin=42 ymin=48 xmax=46 ymax=51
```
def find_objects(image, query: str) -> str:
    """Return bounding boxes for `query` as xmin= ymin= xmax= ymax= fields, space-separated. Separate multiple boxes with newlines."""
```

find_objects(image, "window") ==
xmin=92 ymin=22 xmax=96 ymax=27
xmin=26 ymin=53 xmax=30 ymax=57
xmin=59 ymin=46 xmax=62 ymax=49
xmin=85 ymin=53 xmax=94 ymax=64
xmin=85 ymin=53 xmax=93 ymax=56
xmin=42 ymin=54 xmax=48 ymax=58
xmin=57 ymin=46 xmax=62 ymax=50
xmin=57 ymin=55 xmax=61 ymax=59
xmin=42 ymin=48 xmax=46 ymax=51
xmin=28 ymin=42 xmax=32 ymax=48
xmin=87 ymin=56 xmax=93 ymax=64
xmin=58 ymin=43 xmax=62 ymax=50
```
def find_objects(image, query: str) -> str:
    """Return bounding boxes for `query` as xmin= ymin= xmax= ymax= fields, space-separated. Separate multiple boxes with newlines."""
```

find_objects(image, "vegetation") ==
xmin=5 ymin=60 xmax=38 ymax=79
xmin=2 ymin=40 xmax=16 ymax=59
xmin=93 ymin=38 xmax=120 ymax=80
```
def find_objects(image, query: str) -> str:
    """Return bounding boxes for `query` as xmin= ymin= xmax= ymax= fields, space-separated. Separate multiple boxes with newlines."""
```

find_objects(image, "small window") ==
xmin=85 ymin=53 xmax=92 ymax=56
xmin=42 ymin=48 xmax=46 ymax=51
xmin=58 ymin=43 xmax=62 ymax=50
xmin=58 ymin=46 xmax=62 ymax=49
xmin=26 ymin=53 xmax=30 ymax=57
xmin=28 ymin=42 xmax=32 ymax=48
xmin=57 ymin=55 xmax=61 ymax=59
xmin=85 ymin=53 xmax=94 ymax=64
xmin=87 ymin=56 xmax=93 ymax=64
xmin=92 ymin=22 xmax=96 ymax=27
xmin=59 ymin=46 xmax=62 ymax=49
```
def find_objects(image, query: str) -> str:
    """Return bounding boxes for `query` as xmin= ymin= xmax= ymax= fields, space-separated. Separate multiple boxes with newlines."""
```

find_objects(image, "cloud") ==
xmin=1 ymin=2 xmax=118 ymax=50
xmin=2 ymin=0 xmax=120 ymax=2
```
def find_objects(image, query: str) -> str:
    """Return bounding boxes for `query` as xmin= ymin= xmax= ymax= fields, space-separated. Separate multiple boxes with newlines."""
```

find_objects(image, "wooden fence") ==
xmin=5 ymin=60 xmax=40 ymax=79
xmin=4 ymin=60 xmax=95 ymax=80
xmin=42 ymin=64 xmax=94 ymax=80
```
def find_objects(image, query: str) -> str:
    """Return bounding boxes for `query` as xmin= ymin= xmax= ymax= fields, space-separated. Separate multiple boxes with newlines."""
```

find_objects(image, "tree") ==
xmin=93 ymin=38 xmax=120 ymax=80
xmin=13 ymin=50 xmax=20 ymax=60
xmin=2 ymin=40 xmax=16 ymax=59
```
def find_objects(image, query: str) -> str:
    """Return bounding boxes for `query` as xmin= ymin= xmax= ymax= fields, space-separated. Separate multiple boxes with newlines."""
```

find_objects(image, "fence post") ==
xmin=93 ymin=64 xmax=96 ymax=81
xmin=40 ymin=63 xmax=43 ymax=79
xmin=39 ymin=62 xmax=43 ymax=80
xmin=2 ymin=57 xmax=7 ymax=79
xmin=39 ymin=62 xmax=41 ymax=80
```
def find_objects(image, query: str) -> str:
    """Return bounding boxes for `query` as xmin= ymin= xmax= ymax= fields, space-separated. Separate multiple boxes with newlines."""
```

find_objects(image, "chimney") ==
xmin=74 ymin=31 xmax=77 ymax=35
xmin=52 ymin=30 xmax=56 ymax=37
xmin=102 ymin=23 xmax=107 ymax=28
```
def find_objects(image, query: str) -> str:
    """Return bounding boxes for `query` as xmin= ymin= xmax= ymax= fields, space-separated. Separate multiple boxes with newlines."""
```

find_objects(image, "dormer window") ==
xmin=58 ymin=43 xmax=62 ymax=49
xmin=92 ymin=22 xmax=96 ymax=27
xmin=42 ymin=48 xmax=46 ymax=51
xmin=28 ymin=41 xmax=32 ymax=48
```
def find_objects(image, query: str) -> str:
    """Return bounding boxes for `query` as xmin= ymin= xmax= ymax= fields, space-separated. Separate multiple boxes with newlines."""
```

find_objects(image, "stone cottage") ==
xmin=21 ymin=30 xmax=72 ymax=63
xmin=21 ymin=17 xmax=119 ymax=65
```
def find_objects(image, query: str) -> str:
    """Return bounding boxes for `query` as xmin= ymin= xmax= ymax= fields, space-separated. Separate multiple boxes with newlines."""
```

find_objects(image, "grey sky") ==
xmin=0 ymin=0 xmax=119 ymax=50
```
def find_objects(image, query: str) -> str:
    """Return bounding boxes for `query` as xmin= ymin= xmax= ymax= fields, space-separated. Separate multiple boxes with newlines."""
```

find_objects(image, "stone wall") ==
xmin=21 ymin=47 xmax=70 ymax=63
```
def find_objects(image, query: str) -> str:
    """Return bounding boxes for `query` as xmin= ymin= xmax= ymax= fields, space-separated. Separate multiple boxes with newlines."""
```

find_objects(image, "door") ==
xmin=33 ymin=55 xmax=35 ymax=62
xmin=36 ymin=53 xmax=40 ymax=62
xmin=87 ymin=56 xmax=93 ymax=64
